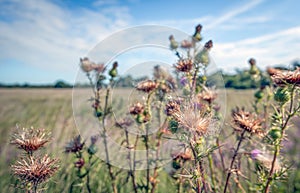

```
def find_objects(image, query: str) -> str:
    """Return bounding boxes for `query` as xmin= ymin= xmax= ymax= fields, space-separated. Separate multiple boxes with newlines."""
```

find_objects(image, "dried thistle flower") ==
xmin=136 ymin=80 xmax=157 ymax=93
xmin=173 ymin=104 xmax=211 ymax=136
xmin=129 ymin=102 xmax=144 ymax=115
xmin=74 ymin=158 xmax=85 ymax=169
xmin=174 ymin=59 xmax=193 ymax=72
xmin=11 ymin=155 xmax=59 ymax=186
xmin=172 ymin=148 xmax=192 ymax=161
xmin=165 ymin=100 xmax=180 ymax=116
xmin=198 ymin=86 xmax=217 ymax=104
xmin=11 ymin=127 xmax=51 ymax=154
xmin=267 ymin=67 xmax=282 ymax=76
xmin=65 ymin=135 xmax=85 ymax=153
xmin=270 ymin=68 xmax=300 ymax=86
xmin=80 ymin=57 xmax=95 ymax=72
xmin=180 ymin=40 xmax=193 ymax=49
xmin=232 ymin=107 xmax=264 ymax=135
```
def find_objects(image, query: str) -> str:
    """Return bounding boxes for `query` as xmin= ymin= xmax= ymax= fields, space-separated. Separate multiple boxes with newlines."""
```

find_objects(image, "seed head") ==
xmin=173 ymin=104 xmax=211 ymax=136
xmin=11 ymin=155 xmax=59 ymax=186
xmin=129 ymin=102 xmax=144 ymax=115
xmin=232 ymin=107 xmax=264 ymax=135
xmin=136 ymin=80 xmax=157 ymax=93
xmin=11 ymin=127 xmax=51 ymax=154
xmin=165 ymin=100 xmax=180 ymax=116
xmin=65 ymin=135 xmax=85 ymax=153
xmin=270 ymin=68 xmax=300 ymax=86
xmin=174 ymin=59 xmax=193 ymax=72
xmin=198 ymin=86 xmax=217 ymax=104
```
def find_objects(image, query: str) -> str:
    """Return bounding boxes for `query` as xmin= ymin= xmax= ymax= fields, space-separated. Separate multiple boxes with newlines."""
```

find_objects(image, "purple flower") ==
xmin=251 ymin=149 xmax=261 ymax=159
xmin=180 ymin=77 xmax=188 ymax=86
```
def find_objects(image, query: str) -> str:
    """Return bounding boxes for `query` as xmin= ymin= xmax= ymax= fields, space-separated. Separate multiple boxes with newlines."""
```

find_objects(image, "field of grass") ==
xmin=0 ymin=88 xmax=299 ymax=192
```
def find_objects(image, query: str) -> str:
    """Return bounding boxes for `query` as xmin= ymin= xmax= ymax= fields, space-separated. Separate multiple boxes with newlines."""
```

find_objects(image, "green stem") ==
xmin=223 ymin=130 xmax=246 ymax=193
xmin=208 ymin=153 xmax=217 ymax=192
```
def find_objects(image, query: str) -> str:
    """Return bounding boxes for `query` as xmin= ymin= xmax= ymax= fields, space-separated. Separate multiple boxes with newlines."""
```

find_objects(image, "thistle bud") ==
xmin=268 ymin=128 xmax=282 ymax=140
xmin=274 ymin=87 xmax=290 ymax=104
xmin=254 ymin=90 xmax=264 ymax=100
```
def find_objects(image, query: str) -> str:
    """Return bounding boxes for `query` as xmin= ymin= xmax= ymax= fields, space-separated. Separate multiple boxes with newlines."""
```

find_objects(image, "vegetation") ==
xmin=2 ymin=24 xmax=300 ymax=193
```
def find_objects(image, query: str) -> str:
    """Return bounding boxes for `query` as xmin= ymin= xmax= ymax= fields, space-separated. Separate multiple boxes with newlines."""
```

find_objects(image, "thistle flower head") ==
xmin=80 ymin=57 xmax=95 ymax=72
xmin=165 ymin=100 xmax=181 ymax=116
xmin=198 ymin=86 xmax=217 ymax=104
xmin=232 ymin=107 xmax=264 ymax=135
xmin=174 ymin=59 xmax=193 ymax=72
xmin=248 ymin=58 xmax=256 ymax=66
xmin=180 ymin=40 xmax=193 ymax=49
xmin=11 ymin=155 xmax=59 ymax=186
xmin=136 ymin=80 xmax=157 ymax=93
xmin=11 ymin=127 xmax=51 ymax=154
xmin=173 ymin=103 xmax=211 ymax=136
xmin=270 ymin=68 xmax=300 ymax=86
xmin=204 ymin=40 xmax=213 ymax=50
xmin=129 ymin=102 xmax=144 ymax=115
xmin=65 ymin=135 xmax=85 ymax=153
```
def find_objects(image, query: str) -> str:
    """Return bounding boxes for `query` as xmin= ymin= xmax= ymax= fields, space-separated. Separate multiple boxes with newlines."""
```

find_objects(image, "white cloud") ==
xmin=212 ymin=26 xmax=300 ymax=72
xmin=0 ymin=0 xmax=132 ymax=75
xmin=206 ymin=0 xmax=264 ymax=30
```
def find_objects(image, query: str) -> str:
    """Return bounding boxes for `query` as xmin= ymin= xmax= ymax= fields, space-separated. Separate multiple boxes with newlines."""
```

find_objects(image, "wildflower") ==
xmin=198 ymin=86 xmax=217 ymax=104
xmin=173 ymin=105 xmax=211 ymax=136
xmin=136 ymin=80 xmax=157 ymax=93
xmin=74 ymin=158 xmax=85 ymax=169
xmin=11 ymin=127 xmax=50 ymax=154
xmin=80 ymin=57 xmax=95 ymax=72
xmin=249 ymin=58 xmax=260 ymax=75
xmin=193 ymin=24 xmax=203 ymax=42
xmin=165 ymin=100 xmax=180 ymax=116
xmin=11 ymin=155 xmax=59 ymax=186
xmin=174 ymin=59 xmax=193 ymax=72
xmin=109 ymin=61 xmax=118 ymax=78
xmin=266 ymin=67 xmax=282 ymax=76
xmin=129 ymin=102 xmax=144 ymax=115
xmin=270 ymin=68 xmax=300 ymax=86
xmin=232 ymin=107 xmax=264 ymax=135
xmin=65 ymin=135 xmax=85 ymax=153
xmin=180 ymin=40 xmax=193 ymax=49
xmin=195 ymin=40 xmax=213 ymax=65
xmin=169 ymin=35 xmax=179 ymax=50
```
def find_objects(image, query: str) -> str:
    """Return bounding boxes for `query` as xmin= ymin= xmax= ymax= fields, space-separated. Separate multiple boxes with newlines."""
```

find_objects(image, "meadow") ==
xmin=1 ymin=88 xmax=299 ymax=192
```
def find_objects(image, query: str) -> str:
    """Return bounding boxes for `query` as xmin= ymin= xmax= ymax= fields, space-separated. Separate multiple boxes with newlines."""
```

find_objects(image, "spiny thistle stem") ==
xmin=101 ymin=87 xmax=117 ymax=193
xmin=208 ymin=153 xmax=217 ymax=192
xmin=264 ymin=85 xmax=298 ymax=193
xmin=224 ymin=130 xmax=246 ymax=193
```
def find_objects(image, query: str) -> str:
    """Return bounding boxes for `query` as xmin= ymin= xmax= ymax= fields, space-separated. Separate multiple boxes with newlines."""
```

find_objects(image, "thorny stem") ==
xmin=208 ymin=153 xmax=217 ymax=192
xmin=264 ymin=85 xmax=298 ymax=193
xmin=223 ymin=130 xmax=246 ymax=193
xmin=101 ymin=87 xmax=117 ymax=193
xmin=86 ymin=155 xmax=92 ymax=193
xmin=189 ymin=141 xmax=208 ymax=193
xmin=150 ymin=118 xmax=168 ymax=193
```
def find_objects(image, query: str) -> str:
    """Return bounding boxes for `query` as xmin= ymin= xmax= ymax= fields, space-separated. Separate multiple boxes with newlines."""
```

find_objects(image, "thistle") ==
xmin=11 ymin=127 xmax=51 ymax=154
xmin=12 ymin=155 xmax=59 ymax=192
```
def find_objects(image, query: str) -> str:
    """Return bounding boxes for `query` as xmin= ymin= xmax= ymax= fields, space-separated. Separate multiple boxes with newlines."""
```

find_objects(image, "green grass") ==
xmin=0 ymin=88 xmax=299 ymax=193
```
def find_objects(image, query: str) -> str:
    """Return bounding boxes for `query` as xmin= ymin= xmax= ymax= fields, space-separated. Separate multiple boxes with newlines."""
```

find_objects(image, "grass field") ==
xmin=1 ymin=88 xmax=299 ymax=192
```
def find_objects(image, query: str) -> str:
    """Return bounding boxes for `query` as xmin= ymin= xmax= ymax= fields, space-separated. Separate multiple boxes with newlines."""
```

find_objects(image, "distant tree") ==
xmin=54 ymin=80 xmax=72 ymax=88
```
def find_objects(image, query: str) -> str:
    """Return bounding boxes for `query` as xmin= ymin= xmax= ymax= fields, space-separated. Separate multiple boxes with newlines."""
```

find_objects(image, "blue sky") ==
xmin=0 ymin=0 xmax=299 ymax=84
